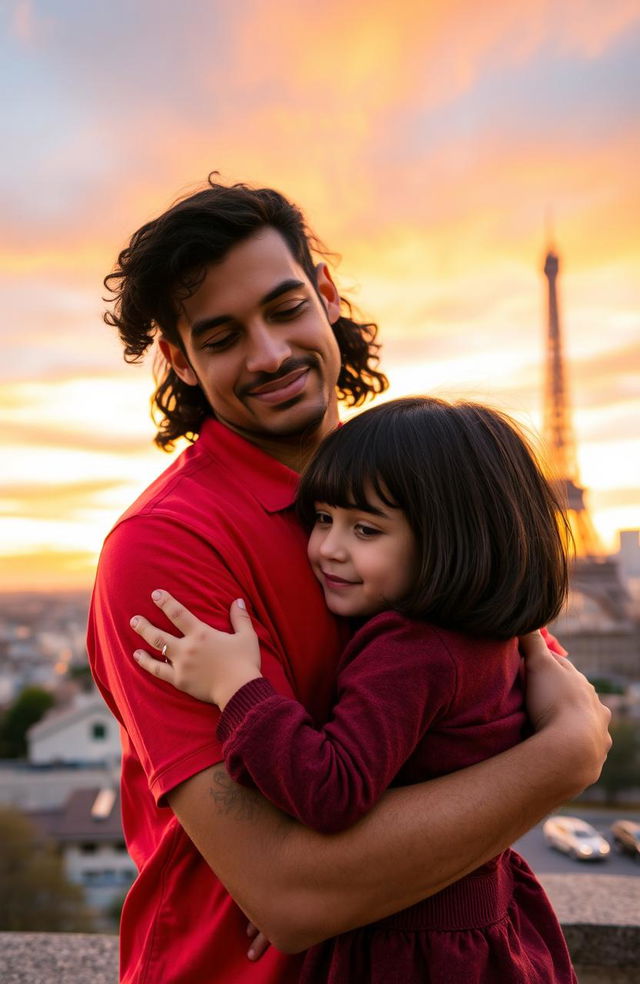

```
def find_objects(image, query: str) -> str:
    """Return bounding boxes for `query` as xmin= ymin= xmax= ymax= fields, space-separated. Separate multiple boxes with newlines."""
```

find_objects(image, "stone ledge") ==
xmin=0 ymin=932 xmax=118 ymax=984
xmin=1 ymin=875 xmax=638 ymax=982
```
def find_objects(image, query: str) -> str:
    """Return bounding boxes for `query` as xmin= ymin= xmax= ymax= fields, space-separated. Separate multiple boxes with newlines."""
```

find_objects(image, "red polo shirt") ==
xmin=87 ymin=419 xmax=344 ymax=983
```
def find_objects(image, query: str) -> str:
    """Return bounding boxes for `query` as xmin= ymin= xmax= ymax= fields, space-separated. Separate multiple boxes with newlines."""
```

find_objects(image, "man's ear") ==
xmin=158 ymin=338 xmax=199 ymax=386
xmin=315 ymin=263 xmax=341 ymax=325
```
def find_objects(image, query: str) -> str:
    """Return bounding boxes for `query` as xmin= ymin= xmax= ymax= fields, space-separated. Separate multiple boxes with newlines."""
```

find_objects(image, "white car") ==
xmin=543 ymin=816 xmax=611 ymax=861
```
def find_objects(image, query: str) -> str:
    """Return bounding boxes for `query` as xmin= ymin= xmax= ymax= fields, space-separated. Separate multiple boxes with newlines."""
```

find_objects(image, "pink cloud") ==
xmin=9 ymin=0 xmax=52 ymax=47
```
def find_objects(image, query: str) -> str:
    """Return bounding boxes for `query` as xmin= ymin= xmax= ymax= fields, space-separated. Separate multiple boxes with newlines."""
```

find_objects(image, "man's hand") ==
xmin=520 ymin=630 xmax=612 ymax=789
xmin=131 ymin=591 xmax=262 ymax=709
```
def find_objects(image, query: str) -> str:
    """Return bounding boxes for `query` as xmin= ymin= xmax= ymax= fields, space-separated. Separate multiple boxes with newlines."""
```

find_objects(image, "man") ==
xmin=88 ymin=176 xmax=610 ymax=983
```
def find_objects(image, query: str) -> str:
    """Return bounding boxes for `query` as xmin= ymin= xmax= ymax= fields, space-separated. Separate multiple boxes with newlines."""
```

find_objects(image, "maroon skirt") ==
xmin=300 ymin=851 xmax=576 ymax=984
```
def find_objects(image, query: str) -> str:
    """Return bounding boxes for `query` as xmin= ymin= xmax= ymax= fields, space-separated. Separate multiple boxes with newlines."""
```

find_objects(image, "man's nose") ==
xmin=245 ymin=324 xmax=292 ymax=374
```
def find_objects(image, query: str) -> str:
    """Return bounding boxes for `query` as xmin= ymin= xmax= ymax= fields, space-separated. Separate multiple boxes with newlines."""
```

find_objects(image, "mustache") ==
xmin=239 ymin=355 xmax=320 ymax=397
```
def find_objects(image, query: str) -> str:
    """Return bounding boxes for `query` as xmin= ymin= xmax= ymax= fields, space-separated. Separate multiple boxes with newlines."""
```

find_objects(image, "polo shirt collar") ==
xmin=197 ymin=418 xmax=299 ymax=513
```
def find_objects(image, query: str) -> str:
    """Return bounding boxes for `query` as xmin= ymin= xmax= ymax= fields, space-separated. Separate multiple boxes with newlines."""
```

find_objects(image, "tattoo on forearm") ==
xmin=208 ymin=766 xmax=259 ymax=822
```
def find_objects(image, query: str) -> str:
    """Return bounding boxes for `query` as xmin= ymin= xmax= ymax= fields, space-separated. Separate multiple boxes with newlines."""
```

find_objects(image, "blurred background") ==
xmin=0 ymin=0 xmax=638 ymax=935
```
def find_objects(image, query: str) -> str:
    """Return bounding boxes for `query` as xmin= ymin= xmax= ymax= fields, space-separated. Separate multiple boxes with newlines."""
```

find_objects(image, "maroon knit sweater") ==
xmin=216 ymin=612 xmax=576 ymax=984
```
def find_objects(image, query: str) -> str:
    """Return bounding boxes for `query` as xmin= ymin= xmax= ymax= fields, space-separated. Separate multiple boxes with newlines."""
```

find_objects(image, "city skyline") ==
xmin=1 ymin=0 xmax=639 ymax=591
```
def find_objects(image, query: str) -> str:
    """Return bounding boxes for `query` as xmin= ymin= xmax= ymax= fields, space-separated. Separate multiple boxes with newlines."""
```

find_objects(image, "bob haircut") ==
xmin=104 ymin=174 xmax=388 ymax=449
xmin=297 ymin=396 xmax=569 ymax=640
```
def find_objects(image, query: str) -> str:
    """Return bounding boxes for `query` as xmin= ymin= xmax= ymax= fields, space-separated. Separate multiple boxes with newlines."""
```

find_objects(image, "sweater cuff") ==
xmin=216 ymin=677 xmax=278 ymax=743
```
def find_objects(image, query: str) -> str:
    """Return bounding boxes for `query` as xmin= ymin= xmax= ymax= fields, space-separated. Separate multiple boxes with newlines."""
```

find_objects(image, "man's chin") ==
xmin=263 ymin=403 xmax=330 ymax=440
xmin=218 ymin=400 xmax=334 ymax=443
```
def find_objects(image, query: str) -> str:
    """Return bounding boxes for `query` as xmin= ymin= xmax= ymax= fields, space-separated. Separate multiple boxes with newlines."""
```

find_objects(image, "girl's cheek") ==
xmin=307 ymin=531 xmax=320 ymax=565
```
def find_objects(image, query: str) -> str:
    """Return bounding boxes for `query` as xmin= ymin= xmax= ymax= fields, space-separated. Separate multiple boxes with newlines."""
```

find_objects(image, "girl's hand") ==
xmin=520 ymin=630 xmax=611 ymax=787
xmin=130 ymin=590 xmax=262 ymax=710
xmin=246 ymin=921 xmax=271 ymax=961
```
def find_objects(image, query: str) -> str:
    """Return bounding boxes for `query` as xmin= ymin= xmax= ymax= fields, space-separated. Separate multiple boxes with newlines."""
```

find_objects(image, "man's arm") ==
xmin=169 ymin=635 xmax=611 ymax=953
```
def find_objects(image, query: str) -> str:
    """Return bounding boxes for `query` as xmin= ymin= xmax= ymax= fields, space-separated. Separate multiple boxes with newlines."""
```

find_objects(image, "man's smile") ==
xmin=247 ymin=367 xmax=311 ymax=405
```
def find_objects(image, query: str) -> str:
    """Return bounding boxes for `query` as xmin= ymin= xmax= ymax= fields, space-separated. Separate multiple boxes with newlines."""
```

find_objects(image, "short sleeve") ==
xmin=87 ymin=513 xmax=296 ymax=804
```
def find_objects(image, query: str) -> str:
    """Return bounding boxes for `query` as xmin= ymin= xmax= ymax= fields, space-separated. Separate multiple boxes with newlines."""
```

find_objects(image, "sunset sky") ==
xmin=1 ymin=0 xmax=639 ymax=592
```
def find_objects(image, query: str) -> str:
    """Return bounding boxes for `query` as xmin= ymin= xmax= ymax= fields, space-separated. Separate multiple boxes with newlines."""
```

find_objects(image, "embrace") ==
xmin=88 ymin=176 xmax=611 ymax=984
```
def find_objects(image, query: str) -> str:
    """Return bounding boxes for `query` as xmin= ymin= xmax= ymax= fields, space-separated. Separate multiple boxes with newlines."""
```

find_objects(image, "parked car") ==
xmin=542 ymin=816 xmax=610 ymax=861
xmin=610 ymin=820 xmax=640 ymax=861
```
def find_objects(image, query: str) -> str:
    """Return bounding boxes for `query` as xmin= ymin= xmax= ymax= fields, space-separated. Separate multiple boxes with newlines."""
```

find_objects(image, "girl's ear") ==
xmin=315 ymin=263 xmax=341 ymax=325
xmin=158 ymin=338 xmax=199 ymax=386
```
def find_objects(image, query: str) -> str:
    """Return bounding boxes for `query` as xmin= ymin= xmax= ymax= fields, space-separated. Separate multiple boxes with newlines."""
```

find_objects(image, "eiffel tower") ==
xmin=542 ymin=248 xmax=629 ymax=621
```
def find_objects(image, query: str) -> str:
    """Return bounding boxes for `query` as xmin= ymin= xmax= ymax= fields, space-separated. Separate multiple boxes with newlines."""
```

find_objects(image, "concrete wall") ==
xmin=1 ymin=874 xmax=639 ymax=983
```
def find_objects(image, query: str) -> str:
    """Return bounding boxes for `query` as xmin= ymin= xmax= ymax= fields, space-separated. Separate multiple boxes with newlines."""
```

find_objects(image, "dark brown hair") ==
xmin=297 ymin=397 xmax=570 ymax=639
xmin=104 ymin=174 xmax=388 ymax=449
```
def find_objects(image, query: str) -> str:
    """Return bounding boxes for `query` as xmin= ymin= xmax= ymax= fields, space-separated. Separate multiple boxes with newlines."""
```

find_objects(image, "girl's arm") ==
xmin=167 ymin=639 xmax=610 ymax=954
xmin=133 ymin=593 xmax=455 ymax=834
xmin=132 ymin=595 xmax=611 ymax=953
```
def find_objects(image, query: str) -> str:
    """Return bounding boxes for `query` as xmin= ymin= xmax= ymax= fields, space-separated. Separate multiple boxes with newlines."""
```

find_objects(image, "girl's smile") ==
xmin=307 ymin=491 xmax=418 ymax=618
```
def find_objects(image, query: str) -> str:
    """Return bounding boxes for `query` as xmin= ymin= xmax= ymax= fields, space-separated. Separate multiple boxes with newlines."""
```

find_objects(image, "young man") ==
xmin=88 ymin=176 xmax=611 ymax=984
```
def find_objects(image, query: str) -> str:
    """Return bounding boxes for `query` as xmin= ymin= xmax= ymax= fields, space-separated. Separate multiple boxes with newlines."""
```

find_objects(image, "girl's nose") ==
xmin=319 ymin=530 xmax=348 ymax=561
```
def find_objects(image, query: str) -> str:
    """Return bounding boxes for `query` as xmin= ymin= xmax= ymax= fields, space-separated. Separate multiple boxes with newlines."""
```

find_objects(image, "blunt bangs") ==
xmin=297 ymin=414 xmax=400 ymax=528
xmin=297 ymin=396 xmax=569 ymax=640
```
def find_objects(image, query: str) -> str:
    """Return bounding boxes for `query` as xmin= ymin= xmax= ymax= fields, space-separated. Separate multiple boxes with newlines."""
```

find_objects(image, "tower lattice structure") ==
xmin=542 ymin=249 xmax=601 ymax=559
xmin=542 ymin=248 xmax=629 ymax=621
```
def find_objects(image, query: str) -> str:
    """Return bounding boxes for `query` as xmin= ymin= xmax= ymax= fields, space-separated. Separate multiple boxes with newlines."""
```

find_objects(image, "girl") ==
xmin=132 ymin=396 xmax=576 ymax=983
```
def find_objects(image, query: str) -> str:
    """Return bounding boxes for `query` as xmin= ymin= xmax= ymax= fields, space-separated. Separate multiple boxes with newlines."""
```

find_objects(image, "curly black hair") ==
xmin=104 ymin=174 xmax=388 ymax=449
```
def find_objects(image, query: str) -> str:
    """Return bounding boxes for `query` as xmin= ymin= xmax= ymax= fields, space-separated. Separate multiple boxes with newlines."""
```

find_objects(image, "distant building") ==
xmin=27 ymin=690 xmax=121 ymax=767
xmin=30 ymin=786 xmax=135 ymax=920
xmin=0 ymin=762 xmax=117 ymax=811
xmin=15 ymin=690 xmax=133 ymax=922
xmin=616 ymin=530 xmax=640 ymax=614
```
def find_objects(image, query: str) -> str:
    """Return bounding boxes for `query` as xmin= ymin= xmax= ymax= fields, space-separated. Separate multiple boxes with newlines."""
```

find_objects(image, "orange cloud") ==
xmin=3 ymin=420 xmax=153 ymax=456
xmin=0 ymin=478 xmax=126 ymax=518
xmin=0 ymin=549 xmax=97 ymax=593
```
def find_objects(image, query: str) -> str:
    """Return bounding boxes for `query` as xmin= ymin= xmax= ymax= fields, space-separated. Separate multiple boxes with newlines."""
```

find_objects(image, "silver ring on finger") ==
xmin=161 ymin=643 xmax=169 ymax=663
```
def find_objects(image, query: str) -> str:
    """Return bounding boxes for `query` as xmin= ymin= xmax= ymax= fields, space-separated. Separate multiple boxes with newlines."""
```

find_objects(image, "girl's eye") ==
xmin=355 ymin=523 xmax=381 ymax=538
xmin=314 ymin=511 xmax=332 ymax=527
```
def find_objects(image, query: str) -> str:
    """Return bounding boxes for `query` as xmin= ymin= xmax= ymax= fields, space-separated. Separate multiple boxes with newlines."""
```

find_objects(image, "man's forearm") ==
xmin=170 ymin=718 xmax=601 ymax=953
xmin=275 ymin=723 xmax=593 ymax=948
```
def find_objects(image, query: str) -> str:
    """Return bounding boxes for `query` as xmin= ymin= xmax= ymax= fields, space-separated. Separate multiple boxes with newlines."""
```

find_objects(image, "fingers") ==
xmin=518 ymin=630 xmax=548 ymax=661
xmin=130 ymin=614 xmax=178 ymax=655
xmin=151 ymin=589 xmax=200 ymax=633
xmin=229 ymin=598 xmax=254 ymax=635
xmin=247 ymin=930 xmax=271 ymax=961
xmin=133 ymin=648 xmax=175 ymax=684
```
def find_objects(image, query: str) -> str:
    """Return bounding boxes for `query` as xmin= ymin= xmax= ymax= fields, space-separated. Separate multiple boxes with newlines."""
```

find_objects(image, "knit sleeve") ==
xmin=217 ymin=614 xmax=456 ymax=834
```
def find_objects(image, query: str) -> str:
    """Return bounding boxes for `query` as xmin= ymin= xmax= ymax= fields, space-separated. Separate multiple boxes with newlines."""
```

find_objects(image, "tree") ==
xmin=67 ymin=663 xmax=94 ymax=691
xmin=588 ymin=676 xmax=625 ymax=695
xmin=597 ymin=719 xmax=640 ymax=805
xmin=0 ymin=686 xmax=55 ymax=758
xmin=107 ymin=889 xmax=127 ymax=930
xmin=0 ymin=807 xmax=94 ymax=931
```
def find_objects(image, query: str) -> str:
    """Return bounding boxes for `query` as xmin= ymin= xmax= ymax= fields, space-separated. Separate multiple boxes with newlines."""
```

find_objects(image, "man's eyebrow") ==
xmin=190 ymin=279 xmax=306 ymax=339
xmin=261 ymin=279 xmax=305 ymax=305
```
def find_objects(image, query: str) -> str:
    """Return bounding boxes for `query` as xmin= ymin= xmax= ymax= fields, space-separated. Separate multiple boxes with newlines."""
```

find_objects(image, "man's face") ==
xmin=160 ymin=228 xmax=343 ymax=464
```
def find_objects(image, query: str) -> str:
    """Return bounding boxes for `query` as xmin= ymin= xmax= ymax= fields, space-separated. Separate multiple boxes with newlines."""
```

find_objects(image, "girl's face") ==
xmin=307 ymin=488 xmax=418 ymax=618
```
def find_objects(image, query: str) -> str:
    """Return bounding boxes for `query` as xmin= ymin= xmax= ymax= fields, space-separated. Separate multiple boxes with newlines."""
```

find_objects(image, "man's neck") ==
xmin=216 ymin=405 xmax=340 ymax=474
xmin=261 ymin=436 xmax=325 ymax=474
